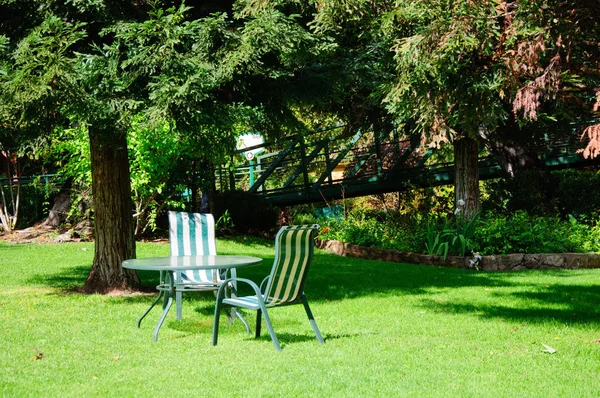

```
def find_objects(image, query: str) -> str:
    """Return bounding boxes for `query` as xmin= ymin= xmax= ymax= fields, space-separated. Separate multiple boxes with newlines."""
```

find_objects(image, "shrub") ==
xmin=472 ymin=211 xmax=597 ymax=255
xmin=319 ymin=211 xmax=427 ymax=253
xmin=319 ymin=209 xmax=600 ymax=256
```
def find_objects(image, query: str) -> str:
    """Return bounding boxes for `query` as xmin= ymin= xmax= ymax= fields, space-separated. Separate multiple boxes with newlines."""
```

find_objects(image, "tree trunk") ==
xmin=454 ymin=136 xmax=480 ymax=220
xmin=83 ymin=127 xmax=140 ymax=293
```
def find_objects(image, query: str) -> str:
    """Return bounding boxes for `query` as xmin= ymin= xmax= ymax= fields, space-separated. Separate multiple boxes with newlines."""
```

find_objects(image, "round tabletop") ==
xmin=122 ymin=255 xmax=262 ymax=271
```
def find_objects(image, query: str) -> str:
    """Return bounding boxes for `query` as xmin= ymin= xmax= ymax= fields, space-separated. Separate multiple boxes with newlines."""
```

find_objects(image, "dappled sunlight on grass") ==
xmin=2 ymin=241 xmax=600 ymax=396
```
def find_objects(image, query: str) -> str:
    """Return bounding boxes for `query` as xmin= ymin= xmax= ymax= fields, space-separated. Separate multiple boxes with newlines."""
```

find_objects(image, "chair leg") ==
xmin=212 ymin=296 xmax=223 ymax=346
xmin=175 ymin=290 xmax=183 ymax=320
xmin=137 ymin=291 xmax=163 ymax=328
xmin=255 ymin=309 xmax=262 ymax=339
xmin=302 ymin=296 xmax=325 ymax=344
xmin=258 ymin=305 xmax=281 ymax=351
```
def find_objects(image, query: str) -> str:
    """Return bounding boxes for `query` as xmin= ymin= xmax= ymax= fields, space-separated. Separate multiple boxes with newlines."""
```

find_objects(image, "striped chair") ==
xmin=212 ymin=224 xmax=324 ymax=351
xmin=169 ymin=211 xmax=220 ymax=320
xmin=137 ymin=211 xmax=248 ymax=335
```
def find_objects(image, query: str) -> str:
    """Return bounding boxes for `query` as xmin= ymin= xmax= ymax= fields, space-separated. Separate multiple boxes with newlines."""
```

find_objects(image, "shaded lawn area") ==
xmin=1 ymin=239 xmax=600 ymax=397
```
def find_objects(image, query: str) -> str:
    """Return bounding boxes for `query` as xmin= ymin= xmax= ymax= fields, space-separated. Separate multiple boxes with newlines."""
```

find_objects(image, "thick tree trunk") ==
xmin=83 ymin=128 xmax=140 ymax=293
xmin=454 ymin=136 xmax=480 ymax=220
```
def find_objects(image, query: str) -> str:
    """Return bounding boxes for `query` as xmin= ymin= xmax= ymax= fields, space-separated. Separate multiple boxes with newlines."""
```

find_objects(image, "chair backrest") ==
xmin=263 ymin=224 xmax=319 ymax=305
xmin=169 ymin=211 xmax=217 ymax=256
xmin=168 ymin=211 xmax=218 ymax=283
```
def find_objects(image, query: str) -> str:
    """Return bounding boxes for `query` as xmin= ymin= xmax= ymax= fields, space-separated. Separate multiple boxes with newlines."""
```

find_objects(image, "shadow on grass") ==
xmin=419 ymin=283 xmax=600 ymax=325
xmin=253 ymin=332 xmax=325 ymax=345
xmin=27 ymin=264 xmax=90 ymax=290
xmin=25 ymin=249 xmax=600 ymax=327
xmin=219 ymin=235 xmax=274 ymax=248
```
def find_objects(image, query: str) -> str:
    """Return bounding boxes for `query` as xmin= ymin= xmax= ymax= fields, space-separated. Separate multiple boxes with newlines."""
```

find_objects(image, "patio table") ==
xmin=122 ymin=255 xmax=262 ymax=341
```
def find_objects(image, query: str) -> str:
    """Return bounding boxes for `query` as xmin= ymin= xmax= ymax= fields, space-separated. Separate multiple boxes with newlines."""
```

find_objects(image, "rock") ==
xmin=54 ymin=230 xmax=74 ymax=243
xmin=315 ymin=239 xmax=600 ymax=271
xmin=74 ymin=220 xmax=94 ymax=239
xmin=46 ymin=182 xmax=72 ymax=227
xmin=542 ymin=254 xmax=565 ymax=267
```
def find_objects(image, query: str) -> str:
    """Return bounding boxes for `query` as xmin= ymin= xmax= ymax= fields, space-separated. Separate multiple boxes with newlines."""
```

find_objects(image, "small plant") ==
xmin=216 ymin=209 xmax=235 ymax=230
xmin=448 ymin=212 xmax=480 ymax=257
xmin=425 ymin=222 xmax=449 ymax=259
xmin=424 ymin=209 xmax=479 ymax=260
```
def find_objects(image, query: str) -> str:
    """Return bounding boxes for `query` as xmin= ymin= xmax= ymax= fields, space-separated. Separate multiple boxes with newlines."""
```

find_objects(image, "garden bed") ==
xmin=316 ymin=239 xmax=600 ymax=271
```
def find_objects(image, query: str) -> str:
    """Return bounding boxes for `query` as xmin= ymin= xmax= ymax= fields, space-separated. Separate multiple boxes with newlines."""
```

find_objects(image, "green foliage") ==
xmin=0 ymin=15 xmax=85 ymax=139
xmin=425 ymin=222 xmax=449 ymax=258
xmin=47 ymin=124 xmax=92 ymax=221
xmin=215 ymin=209 xmax=235 ymax=230
xmin=423 ymin=213 xmax=479 ymax=259
xmin=127 ymin=116 xmax=198 ymax=236
xmin=483 ymin=169 xmax=600 ymax=222
xmin=48 ymin=116 xmax=214 ymax=235
xmin=472 ymin=211 xmax=600 ymax=255
xmin=320 ymin=210 xmax=427 ymax=253
xmin=319 ymin=207 xmax=600 ymax=256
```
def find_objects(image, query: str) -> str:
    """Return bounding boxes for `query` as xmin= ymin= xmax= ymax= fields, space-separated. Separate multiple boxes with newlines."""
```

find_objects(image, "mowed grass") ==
xmin=1 ymin=239 xmax=599 ymax=397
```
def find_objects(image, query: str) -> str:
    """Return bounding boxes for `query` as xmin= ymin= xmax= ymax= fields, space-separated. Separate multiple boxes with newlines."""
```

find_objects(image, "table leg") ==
xmin=153 ymin=272 xmax=174 ymax=341
xmin=231 ymin=308 xmax=251 ymax=334
xmin=137 ymin=291 xmax=163 ymax=328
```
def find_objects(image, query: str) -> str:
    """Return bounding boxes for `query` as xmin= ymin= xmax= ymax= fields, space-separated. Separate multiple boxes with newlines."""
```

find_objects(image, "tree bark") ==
xmin=454 ymin=136 xmax=480 ymax=220
xmin=83 ymin=127 xmax=140 ymax=293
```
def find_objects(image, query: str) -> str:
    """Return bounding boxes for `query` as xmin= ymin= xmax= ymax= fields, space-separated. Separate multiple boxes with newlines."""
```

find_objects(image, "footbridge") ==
xmin=215 ymin=126 xmax=598 ymax=207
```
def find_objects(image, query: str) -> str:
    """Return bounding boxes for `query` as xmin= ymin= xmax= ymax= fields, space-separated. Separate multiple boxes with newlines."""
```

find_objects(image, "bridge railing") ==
xmin=214 ymin=126 xmax=596 ymax=206
xmin=214 ymin=125 xmax=426 ymax=198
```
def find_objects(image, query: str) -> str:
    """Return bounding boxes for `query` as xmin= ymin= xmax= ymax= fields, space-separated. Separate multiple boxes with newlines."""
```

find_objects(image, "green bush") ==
xmin=554 ymin=169 xmax=600 ymax=223
xmin=319 ymin=209 xmax=600 ymax=256
xmin=472 ymin=211 xmax=598 ymax=255
xmin=319 ymin=211 xmax=427 ymax=253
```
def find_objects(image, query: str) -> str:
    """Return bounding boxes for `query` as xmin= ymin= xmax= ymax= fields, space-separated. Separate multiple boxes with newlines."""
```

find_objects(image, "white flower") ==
xmin=457 ymin=199 xmax=465 ymax=207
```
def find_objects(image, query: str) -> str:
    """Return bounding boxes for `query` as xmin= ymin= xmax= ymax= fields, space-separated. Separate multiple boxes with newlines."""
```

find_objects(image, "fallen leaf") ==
xmin=32 ymin=349 xmax=44 ymax=360
xmin=542 ymin=344 xmax=556 ymax=354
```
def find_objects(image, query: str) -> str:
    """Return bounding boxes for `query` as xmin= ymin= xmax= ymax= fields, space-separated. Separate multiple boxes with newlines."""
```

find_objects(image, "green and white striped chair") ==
xmin=212 ymin=224 xmax=325 ymax=351
xmin=169 ymin=211 xmax=220 ymax=320
xmin=138 ymin=211 xmax=248 ymax=334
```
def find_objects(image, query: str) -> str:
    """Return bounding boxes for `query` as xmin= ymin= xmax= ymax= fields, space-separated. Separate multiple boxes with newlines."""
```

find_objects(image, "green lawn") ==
xmin=1 ymin=239 xmax=599 ymax=397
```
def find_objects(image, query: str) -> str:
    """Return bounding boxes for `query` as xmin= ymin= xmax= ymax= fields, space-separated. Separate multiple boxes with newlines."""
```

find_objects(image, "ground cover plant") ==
xmin=1 ymin=240 xmax=600 ymax=397
xmin=318 ymin=210 xmax=600 ymax=256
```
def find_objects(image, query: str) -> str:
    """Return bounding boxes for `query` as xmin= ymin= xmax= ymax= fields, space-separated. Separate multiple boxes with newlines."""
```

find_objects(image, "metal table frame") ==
xmin=122 ymin=255 xmax=262 ymax=341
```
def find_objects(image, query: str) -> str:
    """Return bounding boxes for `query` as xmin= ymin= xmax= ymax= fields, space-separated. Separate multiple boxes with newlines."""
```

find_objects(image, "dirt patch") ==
xmin=0 ymin=221 xmax=93 ymax=244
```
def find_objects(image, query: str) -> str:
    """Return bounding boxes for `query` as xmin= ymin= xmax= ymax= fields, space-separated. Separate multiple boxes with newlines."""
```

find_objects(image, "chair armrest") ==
xmin=259 ymin=276 xmax=270 ymax=294
xmin=216 ymin=277 xmax=263 ymax=300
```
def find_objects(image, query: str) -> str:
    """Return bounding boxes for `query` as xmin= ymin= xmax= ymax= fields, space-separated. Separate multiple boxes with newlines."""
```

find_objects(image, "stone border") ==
xmin=316 ymin=240 xmax=600 ymax=271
